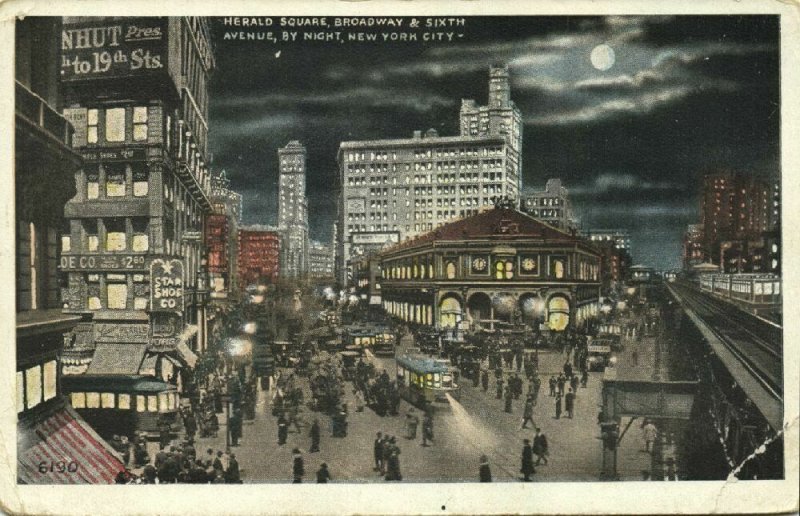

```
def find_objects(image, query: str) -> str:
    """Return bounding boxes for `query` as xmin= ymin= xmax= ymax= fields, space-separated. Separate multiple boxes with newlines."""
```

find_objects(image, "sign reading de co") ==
xmin=150 ymin=258 xmax=184 ymax=312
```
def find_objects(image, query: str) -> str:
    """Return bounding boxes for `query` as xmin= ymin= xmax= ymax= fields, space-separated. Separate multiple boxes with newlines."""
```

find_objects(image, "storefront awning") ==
xmin=86 ymin=343 xmax=147 ymax=375
xmin=18 ymin=404 xmax=125 ymax=484
xmin=176 ymin=324 xmax=199 ymax=369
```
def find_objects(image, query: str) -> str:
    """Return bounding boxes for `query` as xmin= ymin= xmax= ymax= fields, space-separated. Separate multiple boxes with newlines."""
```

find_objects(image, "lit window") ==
xmin=446 ymin=262 xmax=456 ymax=279
xmin=87 ymin=171 xmax=100 ymax=199
xmin=70 ymin=392 xmax=86 ymax=409
xmin=43 ymin=361 xmax=57 ymax=401
xmin=105 ymin=108 xmax=126 ymax=142
xmin=147 ymin=395 xmax=158 ymax=412
xmin=88 ymin=296 xmax=101 ymax=310
xmin=16 ymin=372 xmax=24 ymax=413
xmin=136 ymin=395 xmax=146 ymax=412
xmin=25 ymin=366 xmax=42 ymax=410
xmin=87 ymin=109 xmax=99 ymax=144
xmin=133 ymin=168 xmax=149 ymax=196
xmin=101 ymin=392 xmax=116 ymax=408
xmin=132 ymin=234 xmax=149 ymax=252
xmin=158 ymin=393 xmax=169 ymax=412
xmin=107 ymin=283 xmax=128 ymax=309
xmin=133 ymin=106 xmax=148 ymax=141
xmin=134 ymin=297 xmax=148 ymax=310
xmin=118 ymin=393 xmax=131 ymax=410
xmin=495 ymin=260 xmax=514 ymax=280
xmin=86 ymin=392 xmax=100 ymax=409
xmin=106 ymin=170 xmax=126 ymax=197
xmin=61 ymin=235 xmax=71 ymax=252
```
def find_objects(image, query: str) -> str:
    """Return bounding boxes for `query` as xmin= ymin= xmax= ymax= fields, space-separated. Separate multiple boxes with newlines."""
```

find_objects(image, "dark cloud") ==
xmin=208 ymin=15 xmax=779 ymax=269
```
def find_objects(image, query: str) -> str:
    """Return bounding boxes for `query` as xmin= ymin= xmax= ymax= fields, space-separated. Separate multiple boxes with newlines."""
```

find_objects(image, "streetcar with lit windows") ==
xmin=395 ymin=353 xmax=460 ymax=409
xmin=62 ymin=374 xmax=181 ymax=440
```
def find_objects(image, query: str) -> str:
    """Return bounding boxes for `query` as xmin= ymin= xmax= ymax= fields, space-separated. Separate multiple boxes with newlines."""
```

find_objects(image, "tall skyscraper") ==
xmin=278 ymin=141 xmax=309 ymax=278
xmin=336 ymin=66 xmax=523 ymax=284
xmin=59 ymin=17 xmax=214 ymax=382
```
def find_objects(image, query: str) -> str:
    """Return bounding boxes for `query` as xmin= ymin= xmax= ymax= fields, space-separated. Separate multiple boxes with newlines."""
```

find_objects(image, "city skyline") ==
xmin=209 ymin=15 xmax=779 ymax=271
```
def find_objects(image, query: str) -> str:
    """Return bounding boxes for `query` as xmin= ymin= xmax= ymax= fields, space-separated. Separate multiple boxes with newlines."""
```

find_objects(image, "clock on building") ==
xmin=521 ymin=257 xmax=537 ymax=273
xmin=472 ymin=257 xmax=487 ymax=272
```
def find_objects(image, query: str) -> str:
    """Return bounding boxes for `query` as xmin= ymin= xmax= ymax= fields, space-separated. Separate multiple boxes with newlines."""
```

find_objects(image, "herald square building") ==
xmin=377 ymin=200 xmax=602 ymax=333
xmin=57 ymin=17 xmax=214 ymax=404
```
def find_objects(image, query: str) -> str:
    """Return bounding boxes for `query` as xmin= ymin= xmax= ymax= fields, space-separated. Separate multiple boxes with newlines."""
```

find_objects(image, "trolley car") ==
xmin=395 ymin=353 xmax=460 ymax=408
xmin=62 ymin=374 xmax=180 ymax=440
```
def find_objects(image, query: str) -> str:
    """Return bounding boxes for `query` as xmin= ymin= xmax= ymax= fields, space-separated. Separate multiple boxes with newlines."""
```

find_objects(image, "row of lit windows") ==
xmin=16 ymin=361 xmax=58 ymax=413
xmin=70 ymin=391 xmax=179 ymax=413
xmin=62 ymin=218 xmax=150 ymax=254
xmin=85 ymin=106 xmax=150 ymax=145
xmin=84 ymin=273 xmax=150 ymax=310
xmin=526 ymin=197 xmax=564 ymax=207
xmin=345 ymin=146 xmax=505 ymax=164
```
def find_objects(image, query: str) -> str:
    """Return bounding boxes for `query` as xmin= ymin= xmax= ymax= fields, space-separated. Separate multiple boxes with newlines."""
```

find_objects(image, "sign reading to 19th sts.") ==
xmin=61 ymin=19 xmax=166 ymax=80
xmin=150 ymin=258 xmax=184 ymax=313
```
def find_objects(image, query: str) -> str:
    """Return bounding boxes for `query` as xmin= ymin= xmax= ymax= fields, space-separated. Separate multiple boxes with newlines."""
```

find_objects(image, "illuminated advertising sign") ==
xmin=61 ymin=18 xmax=167 ymax=81
xmin=150 ymin=258 xmax=184 ymax=312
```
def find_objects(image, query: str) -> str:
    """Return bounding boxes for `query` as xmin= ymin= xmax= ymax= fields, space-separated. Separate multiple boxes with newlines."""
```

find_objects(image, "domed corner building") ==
xmin=377 ymin=202 xmax=602 ymax=333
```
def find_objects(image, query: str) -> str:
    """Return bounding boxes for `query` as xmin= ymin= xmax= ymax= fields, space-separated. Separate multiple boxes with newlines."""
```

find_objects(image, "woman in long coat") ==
xmin=520 ymin=440 xmax=535 ymax=481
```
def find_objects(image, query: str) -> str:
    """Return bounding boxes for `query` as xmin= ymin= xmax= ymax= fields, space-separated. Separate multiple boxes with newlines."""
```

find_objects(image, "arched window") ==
xmin=445 ymin=262 xmax=457 ymax=279
xmin=440 ymin=297 xmax=462 ymax=329
xmin=547 ymin=296 xmax=570 ymax=331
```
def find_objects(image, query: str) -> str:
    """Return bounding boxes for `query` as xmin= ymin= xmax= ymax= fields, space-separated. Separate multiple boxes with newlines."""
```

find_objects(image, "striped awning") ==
xmin=17 ymin=404 xmax=125 ymax=484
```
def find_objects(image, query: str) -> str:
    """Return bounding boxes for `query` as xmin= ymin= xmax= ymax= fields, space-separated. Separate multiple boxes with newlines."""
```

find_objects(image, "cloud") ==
xmin=567 ymin=173 xmax=684 ymax=196
xmin=214 ymin=87 xmax=454 ymax=113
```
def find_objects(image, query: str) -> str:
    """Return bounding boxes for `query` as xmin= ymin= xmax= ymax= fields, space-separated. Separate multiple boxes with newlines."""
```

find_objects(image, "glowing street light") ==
xmin=242 ymin=322 xmax=257 ymax=335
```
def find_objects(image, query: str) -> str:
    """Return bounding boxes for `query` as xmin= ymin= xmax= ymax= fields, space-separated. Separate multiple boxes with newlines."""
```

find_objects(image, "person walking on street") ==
xmin=520 ymin=439 xmax=535 ymax=481
xmin=405 ymin=409 xmax=419 ymax=440
xmin=225 ymin=453 xmax=241 ymax=483
xmin=496 ymin=376 xmax=505 ymax=400
xmin=277 ymin=413 xmax=288 ymax=445
xmin=555 ymin=393 xmax=562 ymax=419
xmin=310 ymin=418 xmax=320 ymax=453
xmin=479 ymin=455 xmax=492 ymax=482
xmin=533 ymin=428 xmax=549 ymax=465
xmin=643 ymin=420 xmax=658 ymax=453
xmin=570 ymin=375 xmax=579 ymax=394
xmin=565 ymin=388 xmax=576 ymax=419
xmin=557 ymin=374 xmax=566 ymax=397
xmin=504 ymin=385 xmax=513 ymax=413
xmin=548 ymin=376 xmax=557 ymax=397
xmin=373 ymin=432 xmax=385 ymax=473
xmin=385 ymin=437 xmax=402 ymax=481
xmin=580 ymin=369 xmax=589 ymax=388
xmin=521 ymin=396 xmax=535 ymax=429
xmin=292 ymin=448 xmax=305 ymax=483
xmin=316 ymin=463 xmax=332 ymax=483
xmin=481 ymin=369 xmax=489 ymax=393
xmin=422 ymin=412 xmax=434 ymax=447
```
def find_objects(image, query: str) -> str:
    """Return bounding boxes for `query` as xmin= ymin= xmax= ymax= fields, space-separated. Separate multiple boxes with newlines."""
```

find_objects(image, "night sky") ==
xmin=208 ymin=15 xmax=779 ymax=271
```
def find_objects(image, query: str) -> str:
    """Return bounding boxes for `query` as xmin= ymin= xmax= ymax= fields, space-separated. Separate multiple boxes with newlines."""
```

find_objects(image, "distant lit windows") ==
xmin=105 ymin=108 xmax=125 ymax=142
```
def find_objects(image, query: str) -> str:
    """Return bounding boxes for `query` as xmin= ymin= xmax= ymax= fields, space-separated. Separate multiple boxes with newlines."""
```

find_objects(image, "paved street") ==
xmin=188 ymin=346 xmax=607 ymax=483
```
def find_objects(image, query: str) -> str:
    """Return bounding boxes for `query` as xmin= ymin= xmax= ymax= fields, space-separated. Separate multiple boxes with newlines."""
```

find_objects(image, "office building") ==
xmin=278 ymin=140 xmax=309 ymax=278
xmin=15 ymin=17 xmax=127 ymax=484
xmin=521 ymin=178 xmax=576 ymax=231
xmin=208 ymin=168 xmax=243 ymax=297
xmin=309 ymin=240 xmax=334 ymax=280
xmin=59 ymin=17 xmax=214 ymax=385
xmin=238 ymin=227 xmax=281 ymax=288
xmin=336 ymin=66 xmax=523 ymax=284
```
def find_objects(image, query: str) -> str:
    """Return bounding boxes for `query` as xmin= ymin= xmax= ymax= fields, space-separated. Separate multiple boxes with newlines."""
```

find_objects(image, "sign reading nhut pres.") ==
xmin=61 ymin=19 xmax=166 ymax=80
xmin=150 ymin=258 xmax=184 ymax=313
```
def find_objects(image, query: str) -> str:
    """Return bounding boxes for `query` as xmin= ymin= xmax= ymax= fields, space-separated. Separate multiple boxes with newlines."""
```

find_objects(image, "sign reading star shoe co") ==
xmin=150 ymin=258 xmax=184 ymax=313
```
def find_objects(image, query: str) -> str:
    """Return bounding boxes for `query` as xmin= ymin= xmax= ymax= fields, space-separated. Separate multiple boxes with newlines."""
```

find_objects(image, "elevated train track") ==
xmin=667 ymin=282 xmax=783 ymax=430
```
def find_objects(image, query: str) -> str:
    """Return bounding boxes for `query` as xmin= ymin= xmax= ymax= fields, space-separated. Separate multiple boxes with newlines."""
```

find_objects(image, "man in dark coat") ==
xmin=565 ymin=388 xmax=576 ymax=418
xmin=520 ymin=439 xmax=535 ymax=481
xmin=555 ymin=393 xmax=562 ymax=419
xmin=212 ymin=450 xmax=224 ymax=472
xmin=405 ymin=409 xmax=419 ymax=440
xmin=421 ymin=413 xmax=434 ymax=447
xmin=229 ymin=408 xmax=242 ymax=446
xmin=226 ymin=453 xmax=241 ymax=483
xmin=384 ymin=438 xmax=402 ymax=481
xmin=277 ymin=413 xmax=288 ymax=445
xmin=479 ymin=455 xmax=492 ymax=482
xmin=504 ymin=385 xmax=513 ymax=413
xmin=316 ymin=463 xmax=332 ymax=483
xmin=521 ymin=396 xmax=535 ymax=429
xmin=533 ymin=428 xmax=549 ymax=465
xmin=310 ymin=418 xmax=321 ymax=452
xmin=481 ymin=369 xmax=490 ymax=393
xmin=158 ymin=416 xmax=171 ymax=449
xmin=292 ymin=448 xmax=304 ymax=483
xmin=184 ymin=410 xmax=197 ymax=441
xmin=495 ymin=377 xmax=505 ymax=400
xmin=373 ymin=432 xmax=385 ymax=473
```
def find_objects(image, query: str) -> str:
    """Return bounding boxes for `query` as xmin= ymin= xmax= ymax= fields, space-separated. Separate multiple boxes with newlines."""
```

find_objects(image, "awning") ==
xmin=18 ymin=404 xmax=125 ymax=484
xmin=86 ymin=343 xmax=147 ymax=375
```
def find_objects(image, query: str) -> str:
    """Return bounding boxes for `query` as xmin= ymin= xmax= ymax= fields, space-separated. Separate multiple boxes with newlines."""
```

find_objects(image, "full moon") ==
xmin=590 ymin=44 xmax=616 ymax=71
